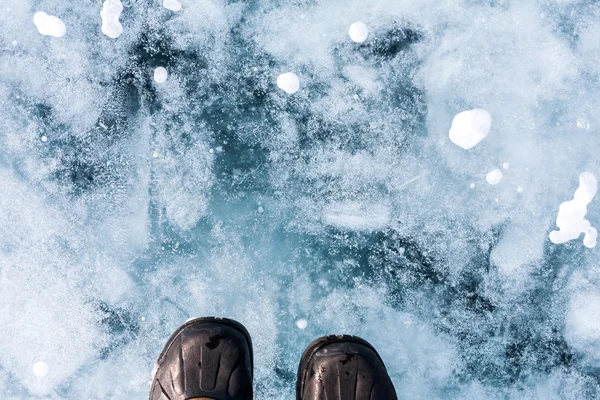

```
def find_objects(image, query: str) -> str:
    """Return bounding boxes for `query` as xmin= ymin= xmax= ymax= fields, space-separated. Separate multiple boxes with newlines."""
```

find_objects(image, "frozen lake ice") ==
xmin=1 ymin=0 xmax=600 ymax=398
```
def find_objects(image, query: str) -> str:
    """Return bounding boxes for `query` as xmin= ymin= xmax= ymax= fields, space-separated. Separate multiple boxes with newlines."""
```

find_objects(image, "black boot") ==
xmin=296 ymin=335 xmax=397 ymax=400
xmin=149 ymin=317 xmax=253 ymax=400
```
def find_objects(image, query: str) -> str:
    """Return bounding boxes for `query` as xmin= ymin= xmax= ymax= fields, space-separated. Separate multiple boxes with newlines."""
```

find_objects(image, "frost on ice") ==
xmin=348 ymin=22 xmax=369 ymax=43
xmin=33 ymin=12 xmax=66 ymax=38
xmin=549 ymin=172 xmax=598 ymax=248
xmin=449 ymin=109 xmax=492 ymax=150
xmin=277 ymin=72 xmax=300 ymax=94
xmin=163 ymin=0 xmax=182 ymax=12
xmin=101 ymin=0 xmax=123 ymax=39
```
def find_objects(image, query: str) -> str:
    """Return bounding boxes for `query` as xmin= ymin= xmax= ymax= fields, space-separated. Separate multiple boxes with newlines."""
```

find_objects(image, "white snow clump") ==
xmin=549 ymin=172 xmax=598 ymax=248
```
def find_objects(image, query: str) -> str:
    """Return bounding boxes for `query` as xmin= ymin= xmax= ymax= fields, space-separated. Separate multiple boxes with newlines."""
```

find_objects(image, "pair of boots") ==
xmin=149 ymin=317 xmax=398 ymax=400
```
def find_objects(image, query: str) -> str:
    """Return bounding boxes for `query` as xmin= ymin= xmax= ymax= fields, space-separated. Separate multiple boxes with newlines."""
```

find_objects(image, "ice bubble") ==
xmin=517 ymin=186 xmax=524 ymax=193
xmin=348 ymin=22 xmax=369 ymax=43
xmin=33 ymin=12 xmax=66 ymax=38
xmin=503 ymin=163 xmax=510 ymax=169
xmin=449 ymin=109 xmax=492 ymax=150
xmin=154 ymin=67 xmax=168 ymax=83
xmin=469 ymin=183 xmax=476 ymax=189
xmin=486 ymin=169 xmax=503 ymax=185
xmin=32 ymin=361 xmax=49 ymax=377
xmin=296 ymin=319 xmax=308 ymax=330
xmin=152 ymin=152 xmax=159 ymax=158
xmin=163 ymin=0 xmax=182 ymax=12
xmin=277 ymin=72 xmax=300 ymax=94
xmin=41 ymin=136 xmax=48 ymax=142
xmin=257 ymin=206 xmax=264 ymax=214
xmin=101 ymin=0 xmax=123 ymax=39
xmin=12 ymin=40 xmax=17 ymax=46
xmin=549 ymin=172 xmax=598 ymax=248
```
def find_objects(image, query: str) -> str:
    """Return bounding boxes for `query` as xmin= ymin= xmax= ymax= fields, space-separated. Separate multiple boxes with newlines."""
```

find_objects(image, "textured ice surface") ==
xmin=1 ymin=0 xmax=600 ymax=398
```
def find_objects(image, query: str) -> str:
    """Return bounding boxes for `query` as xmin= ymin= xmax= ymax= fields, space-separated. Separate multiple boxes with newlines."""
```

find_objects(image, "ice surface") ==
xmin=100 ymin=0 xmax=123 ymax=39
xmin=2 ymin=0 xmax=600 ymax=398
xmin=33 ymin=12 xmax=66 ymax=38
xmin=549 ymin=172 xmax=598 ymax=248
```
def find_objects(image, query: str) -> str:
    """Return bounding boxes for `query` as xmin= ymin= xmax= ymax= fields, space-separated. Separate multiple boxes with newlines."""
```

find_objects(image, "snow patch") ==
xmin=33 ymin=12 xmax=66 ymax=38
xmin=163 ymin=0 xmax=182 ymax=12
xmin=154 ymin=67 xmax=168 ymax=83
xmin=32 ymin=361 xmax=49 ymax=377
xmin=101 ymin=0 xmax=123 ymax=39
xmin=277 ymin=72 xmax=300 ymax=94
xmin=549 ymin=172 xmax=598 ymax=248
xmin=348 ymin=22 xmax=369 ymax=43
xmin=295 ymin=319 xmax=308 ymax=330
xmin=449 ymin=109 xmax=492 ymax=150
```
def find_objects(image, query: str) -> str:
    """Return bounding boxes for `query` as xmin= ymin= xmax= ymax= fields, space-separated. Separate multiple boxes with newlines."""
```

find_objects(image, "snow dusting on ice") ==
xmin=549 ymin=172 xmax=598 ymax=248
xmin=101 ymin=0 xmax=123 ymax=39
xmin=449 ymin=109 xmax=492 ymax=150
xmin=33 ymin=12 xmax=66 ymax=38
